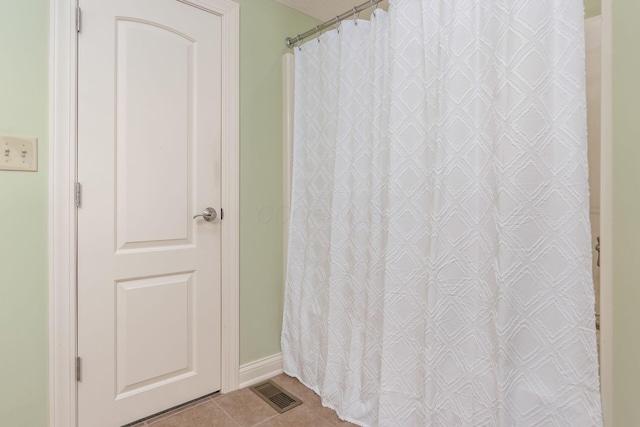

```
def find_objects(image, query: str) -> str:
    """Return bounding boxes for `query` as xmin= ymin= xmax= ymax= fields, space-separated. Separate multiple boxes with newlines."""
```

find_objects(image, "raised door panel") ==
xmin=116 ymin=272 xmax=195 ymax=397
xmin=116 ymin=20 xmax=195 ymax=250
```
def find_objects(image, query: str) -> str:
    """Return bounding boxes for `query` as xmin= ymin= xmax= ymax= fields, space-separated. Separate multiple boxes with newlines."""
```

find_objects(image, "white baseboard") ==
xmin=238 ymin=353 xmax=283 ymax=389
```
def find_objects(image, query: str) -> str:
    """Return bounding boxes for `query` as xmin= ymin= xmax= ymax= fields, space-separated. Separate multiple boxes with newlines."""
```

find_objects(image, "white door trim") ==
xmin=239 ymin=353 xmax=284 ymax=389
xmin=594 ymin=4 xmax=613 ymax=425
xmin=48 ymin=0 xmax=240 ymax=425
xmin=282 ymin=53 xmax=294 ymax=279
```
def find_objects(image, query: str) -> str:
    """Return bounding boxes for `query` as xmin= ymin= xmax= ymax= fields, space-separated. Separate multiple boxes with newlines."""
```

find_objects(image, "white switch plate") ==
xmin=0 ymin=135 xmax=38 ymax=172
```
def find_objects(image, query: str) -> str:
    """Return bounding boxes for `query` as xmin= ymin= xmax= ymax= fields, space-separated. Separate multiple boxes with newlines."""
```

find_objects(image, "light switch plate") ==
xmin=0 ymin=135 xmax=38 ymax=172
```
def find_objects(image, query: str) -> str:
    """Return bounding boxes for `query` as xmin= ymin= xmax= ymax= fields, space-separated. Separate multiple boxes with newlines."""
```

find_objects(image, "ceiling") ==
xmin=275 ymin=0 xmax=389 ymax=22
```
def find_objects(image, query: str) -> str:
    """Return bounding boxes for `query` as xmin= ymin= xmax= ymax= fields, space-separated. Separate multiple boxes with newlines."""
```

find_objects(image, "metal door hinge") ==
xmin=76 ymin=6 xmax=82 ymax=33
xmin=75 ymin=183 xmax=82 ymax=208
xmin=76 ymin=357 xmax=82 ymax=382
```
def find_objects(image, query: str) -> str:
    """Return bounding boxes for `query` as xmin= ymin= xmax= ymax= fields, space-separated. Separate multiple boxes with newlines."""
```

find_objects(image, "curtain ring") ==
xmin=353 ymin=7 xmax=358 ymax=26
xmin=316 ymin=25 xmax=321 ymax=43
xmin=296 ymin=34 xmax=302 ymax=51
xmin=336 ymin=15 xmax=341 ymax=34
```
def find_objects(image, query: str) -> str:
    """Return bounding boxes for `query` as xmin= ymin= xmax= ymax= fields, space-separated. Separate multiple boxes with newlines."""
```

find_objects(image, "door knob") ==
xmin=193 ymin=207 xmax=217 ymax=222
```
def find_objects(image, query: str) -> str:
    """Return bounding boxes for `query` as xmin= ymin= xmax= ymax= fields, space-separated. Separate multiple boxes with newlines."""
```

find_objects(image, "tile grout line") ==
xmin=210 ymin=398 xmax=243 ymax=427
xmin=138 ymin=376 xmax=355 ymax=427
xmin=251 ymin=413 xmax=280 ymax=427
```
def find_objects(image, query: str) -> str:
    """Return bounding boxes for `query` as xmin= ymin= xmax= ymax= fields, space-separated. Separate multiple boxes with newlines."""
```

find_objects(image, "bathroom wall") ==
xmin=0 ymin=1 xmax=49 ymax=426
xmin=0 ymin=0 xmax=610 ymax=425
xmin=612 ymin=0 xmax=640 ymax=423
xmin=233 ymin=0 xmax=318 ymax=365
xmin=585 ymin=0 xmax=602 ymax=17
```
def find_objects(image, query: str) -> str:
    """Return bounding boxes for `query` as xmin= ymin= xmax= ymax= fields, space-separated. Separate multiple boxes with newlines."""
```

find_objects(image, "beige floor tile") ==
xmin=254 ymin=405 xmax=333 ymax=427
xmin=143 ymin=398 xmax=212 ymax=425
xmin=270 ymin=375 xmax=357 ymax=426
xmin=130 ymin=376 xmax=356 ymax=427
xmin=215 ymin=388 xmax=279 ymax=427
xmin=147 ymin=400 xmax=238 ymax=427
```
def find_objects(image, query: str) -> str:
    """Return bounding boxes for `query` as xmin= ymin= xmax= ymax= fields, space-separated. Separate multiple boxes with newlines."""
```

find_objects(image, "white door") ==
xmin=77 ymin=1 xmax=222 ymax=425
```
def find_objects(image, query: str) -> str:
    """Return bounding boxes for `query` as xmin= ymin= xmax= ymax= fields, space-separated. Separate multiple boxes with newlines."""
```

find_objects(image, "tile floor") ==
xmin=132 ymin=374 xmax=357 ymax=427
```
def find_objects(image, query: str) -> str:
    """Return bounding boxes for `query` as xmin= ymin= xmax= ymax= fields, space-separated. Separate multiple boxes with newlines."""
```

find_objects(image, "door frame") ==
xmin=597 ymin=2 xmax=613 ymax=425
xmin=584 ymin=12 xmax=613 ymax=426
xmin=48 ymin=0 xmax=240 ymax=425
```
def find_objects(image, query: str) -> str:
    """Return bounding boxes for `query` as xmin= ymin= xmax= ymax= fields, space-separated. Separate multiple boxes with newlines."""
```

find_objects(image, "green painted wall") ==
xmin=585 ymin=0 xmax=602 ymax=18
xmin=0 ymin=1 xmax=50 ymax=426
xmin=612 ymin=0 xmax=640 ymax=424
xmin=1 ymin=0 xmax=614 ymax=424
xmin=234 ymin=0 xmax=318 ymax=365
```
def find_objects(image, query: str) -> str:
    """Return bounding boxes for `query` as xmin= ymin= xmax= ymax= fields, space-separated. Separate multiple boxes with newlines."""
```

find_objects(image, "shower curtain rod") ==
xmin=285 ymin=0 xmax=384 ymax=48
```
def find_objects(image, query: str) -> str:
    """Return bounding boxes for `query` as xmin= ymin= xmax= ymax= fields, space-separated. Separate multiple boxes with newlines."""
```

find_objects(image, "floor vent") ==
xmin=249 ymin=380 xmax=303 ymax=413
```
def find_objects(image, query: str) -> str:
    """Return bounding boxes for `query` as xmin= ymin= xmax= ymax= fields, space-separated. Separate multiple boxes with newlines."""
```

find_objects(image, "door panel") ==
xmin=115 ymin=272 xmax=194 ymax=396
xmin=77 ymin=1 xmax=222 ymax=425
xmin=116 ymin=19 xmax=195 ymax=249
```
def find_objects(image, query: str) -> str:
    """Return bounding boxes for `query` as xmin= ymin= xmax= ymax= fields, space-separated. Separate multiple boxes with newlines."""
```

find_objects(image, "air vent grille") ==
xmin=249 ymin=380 xmax=303 ymax=413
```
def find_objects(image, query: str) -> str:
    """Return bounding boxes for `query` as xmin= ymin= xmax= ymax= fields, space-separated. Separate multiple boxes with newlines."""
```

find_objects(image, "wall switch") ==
xmin=0 ymin=135 xmax=38 ymax=172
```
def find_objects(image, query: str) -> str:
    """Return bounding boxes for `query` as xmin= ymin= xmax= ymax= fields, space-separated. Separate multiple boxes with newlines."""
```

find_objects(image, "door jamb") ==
xmin=597 ymin=2 xmax=614 ymax=425
xmin=48 ymin=1 xmax=240 ymax=425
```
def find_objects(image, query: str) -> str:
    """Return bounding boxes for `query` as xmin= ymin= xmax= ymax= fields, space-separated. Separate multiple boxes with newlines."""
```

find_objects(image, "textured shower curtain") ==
xmin=282 ymin=1 xmax=603 ymax=426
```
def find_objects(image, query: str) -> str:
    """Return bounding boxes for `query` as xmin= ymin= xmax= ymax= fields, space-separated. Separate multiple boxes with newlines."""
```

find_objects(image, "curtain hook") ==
xmin=353 ymin=7 xmax=359 ymax=26
xmin=371 ymin=0 xmax=379 ymax=17
xmin=316 ymin=25 xmax=321 ymax=43
xmin=296 ymin=34 xmax=302 ymax=51
xmin=336 ymin=15 xmax=341 ymax=34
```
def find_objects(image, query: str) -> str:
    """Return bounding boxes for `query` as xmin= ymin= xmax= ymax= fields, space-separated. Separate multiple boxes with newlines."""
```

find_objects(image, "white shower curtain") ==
xmin=282 ymin=1 xmax=603 ymax=426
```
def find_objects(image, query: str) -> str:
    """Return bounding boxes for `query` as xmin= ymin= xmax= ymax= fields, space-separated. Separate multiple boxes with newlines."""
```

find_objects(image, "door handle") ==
xmin=193 ymin=207 xmax=217 ymax=222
